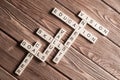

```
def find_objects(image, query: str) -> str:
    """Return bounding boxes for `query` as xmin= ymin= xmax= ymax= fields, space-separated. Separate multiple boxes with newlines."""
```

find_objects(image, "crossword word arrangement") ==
xmin=15 ymin=8 xmax=109 ymax=76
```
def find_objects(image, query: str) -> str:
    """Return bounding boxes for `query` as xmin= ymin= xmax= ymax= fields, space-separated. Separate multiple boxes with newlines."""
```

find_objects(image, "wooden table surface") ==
xmin=0 ymin=0 xmax=120 ymax=80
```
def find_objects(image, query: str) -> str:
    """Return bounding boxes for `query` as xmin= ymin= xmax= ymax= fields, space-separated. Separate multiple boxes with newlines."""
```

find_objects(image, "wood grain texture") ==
xmin=56 ymin=0 xmax=120 ymax=46
xmin=0 ymin=67 xmax=17 ymax=80
xmin=0 ymin=0 xmax=119 ymax=80
xmin=7 ymin=0 xmax=120 ymax=79
xmin=55 ymin=0 xmax=120 ymax=79
xmin=102 ymin=0 xmax=120 ymax=13
xmin=0 ymin=2 xmax=96 ymax=80
xmin=0 ymin=31 xmax=68 ymax=80
xmin=0 ymin=1 xmax=95 ymax=79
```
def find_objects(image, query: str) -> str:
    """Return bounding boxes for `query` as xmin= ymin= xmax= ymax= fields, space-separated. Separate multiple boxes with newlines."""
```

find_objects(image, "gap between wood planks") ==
xmin=54 ymin=0 xmax=120 ymax=79
xmin=0 ymin=27 xmax=18 ymax=43
xmin=0 ymin=0 xmax=118 ymax=79
xmin=46 ymin=62 xmax=72 ymax=80
xmin=0 ymin=7 xmax=81 ymax=80
xmin=101 ymin=0 xmax=120 ymax=15
xmin=0 ymin=3 xmax=71 ymax=79
xmin=101 ymin=0 xmax=120 ymax=48
xmin=55 ymin=0 xmax=120 ymax=48
xmin=0 ymin=30 xmax=70 ymax=80
xmin=4 ymin=0 xmax=118 ymax=79
xmin=0 ymin=2 xmax=71 ymax=79
xmin=0 ymin=30 xmax=71 ymax=80
xmin=0 ymin=65 xmax=18 ymax=80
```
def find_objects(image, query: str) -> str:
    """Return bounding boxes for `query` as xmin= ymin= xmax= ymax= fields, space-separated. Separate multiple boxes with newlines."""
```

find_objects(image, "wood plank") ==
xmin=55 ymin=0 xmax=120 ymax=47
xmin=0 ymin=31 xmax=69 ymax=80
xmin=0 ymin=5 xmax=96 ymax=80
xmin=0 ymin=0 xmax=117 ymax=80
xmin=12 ymin=0 xmax=120 ymax=79
xmin=55 ymin=0 xmax=120 ymax=79
xmin=0 ymin=67 xmax=17 ymax=80
xmin=102 ymin=0 xmax=120 ymax=13
xmin=6 ymin=0 xmax=120 ymax=47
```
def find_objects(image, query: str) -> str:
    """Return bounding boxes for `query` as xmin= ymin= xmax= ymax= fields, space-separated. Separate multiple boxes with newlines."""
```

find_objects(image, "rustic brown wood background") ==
xmin=0 ymin=0 xmax=120 ymax=80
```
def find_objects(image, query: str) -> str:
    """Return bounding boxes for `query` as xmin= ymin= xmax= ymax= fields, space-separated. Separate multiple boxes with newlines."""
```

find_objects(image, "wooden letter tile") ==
xmin=40 ymin=44 xmax=54 ymax=62
xmin=36 ymin=28 xmax=53 ymax=43
xmin=52 ymin=8 xmax=98 ymax=43
xmin=78 ymin=11 xmax=109 ymax=36
xmin=80 ymin=29 xmax=98 ymax=43
xmin=15 ymin=53 xmax=34 ymax=76
xmin=15 ymin=40 xmax=42 ymax=75
xmin=52 ymin=8 xmax=78 ymax=29
xmin=37 ymin=28 xmax=66 ymax=62
xmin=54 ymin=28 xmax=66 ymax=40
xmin=53 ymin=46 xmax=68 ymax=64
xmin=30 ymin=41 xmax=42 ymax=55
xmin=20 ymin=40 xmax=33 ymax=52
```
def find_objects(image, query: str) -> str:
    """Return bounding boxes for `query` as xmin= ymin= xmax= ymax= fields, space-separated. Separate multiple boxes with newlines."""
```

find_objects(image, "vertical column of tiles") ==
xmin=15 ymin=40 xmax=41 ymax=75
xmin=38 ymin=28 xmax=66 ymax=62
xmin=15 ymin=53 xmax=33 ymax=76
xmin=36 ymin=28 xmax=64 ymax=50
xmin=53 ymin=20 xmax=86 ymax=64
xmin=78 ymin=11 xmax=109 ymax=36
xmin=52 ymin=8 xmax=97 ymax=43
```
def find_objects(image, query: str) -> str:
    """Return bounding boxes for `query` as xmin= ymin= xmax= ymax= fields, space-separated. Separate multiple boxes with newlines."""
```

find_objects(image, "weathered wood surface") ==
xmin=0 ymin=0 xmax=120 ymax=80
xmin=0 ymin=67 xmax=17 ymax=80
xmin=102 ymin=0 xmax=120 ymax=13
xmin=0 ymin=30 xmax=69 ymax=80
xmin=56 ymin=0 xmax=120 ymax=79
